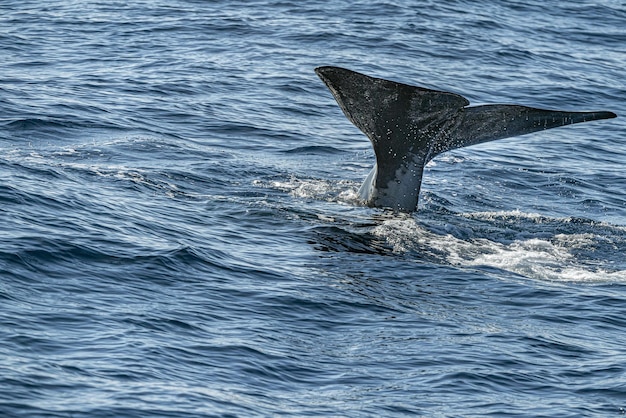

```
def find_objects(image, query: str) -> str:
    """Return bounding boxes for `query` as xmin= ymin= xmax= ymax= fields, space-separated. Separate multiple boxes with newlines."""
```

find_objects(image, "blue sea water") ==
xmin=1 ymin=0 xmax=625 ymax=416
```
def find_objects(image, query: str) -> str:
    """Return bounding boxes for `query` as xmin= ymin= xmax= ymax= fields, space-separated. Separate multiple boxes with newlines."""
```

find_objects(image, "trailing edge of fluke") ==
xmin=315 ymin=66 xmax=617 ymax=213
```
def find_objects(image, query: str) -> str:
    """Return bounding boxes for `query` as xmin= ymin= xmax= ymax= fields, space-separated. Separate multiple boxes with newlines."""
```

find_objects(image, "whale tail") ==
xmin=315 ymin=66 xmax=617 ymax=212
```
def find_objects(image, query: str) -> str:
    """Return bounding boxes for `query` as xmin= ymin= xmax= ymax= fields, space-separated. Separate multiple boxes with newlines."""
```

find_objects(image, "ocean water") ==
xmin=1 ymin=0 xmax=625 ymax=416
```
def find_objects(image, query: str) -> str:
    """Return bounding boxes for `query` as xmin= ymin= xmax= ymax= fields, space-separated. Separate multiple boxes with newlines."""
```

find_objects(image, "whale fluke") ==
xmin=315 ymin=66 xmax=617 ymax=212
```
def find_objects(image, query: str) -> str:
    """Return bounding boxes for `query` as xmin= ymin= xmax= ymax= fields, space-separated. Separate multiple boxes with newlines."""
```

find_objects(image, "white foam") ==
xmin=264 ymin=176 xmax=361 ymax=206
xmin=371 ymin=213 xmax=626 ymax=283
xmin=271 ymin=177 xmax=334 ymax=199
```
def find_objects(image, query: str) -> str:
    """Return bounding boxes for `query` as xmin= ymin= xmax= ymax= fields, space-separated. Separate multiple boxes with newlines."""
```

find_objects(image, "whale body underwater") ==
xmin=315 ymin=66 xmax=617 ymax=213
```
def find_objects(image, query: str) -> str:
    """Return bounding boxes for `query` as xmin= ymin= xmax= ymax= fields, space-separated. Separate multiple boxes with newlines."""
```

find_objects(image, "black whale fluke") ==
xmin=315 ymin=66 xmax=617 ymax=213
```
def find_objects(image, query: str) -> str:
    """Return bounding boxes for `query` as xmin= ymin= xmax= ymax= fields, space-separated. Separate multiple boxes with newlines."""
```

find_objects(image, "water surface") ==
xmin=1 ymin=1 xmax=625 ymax=416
